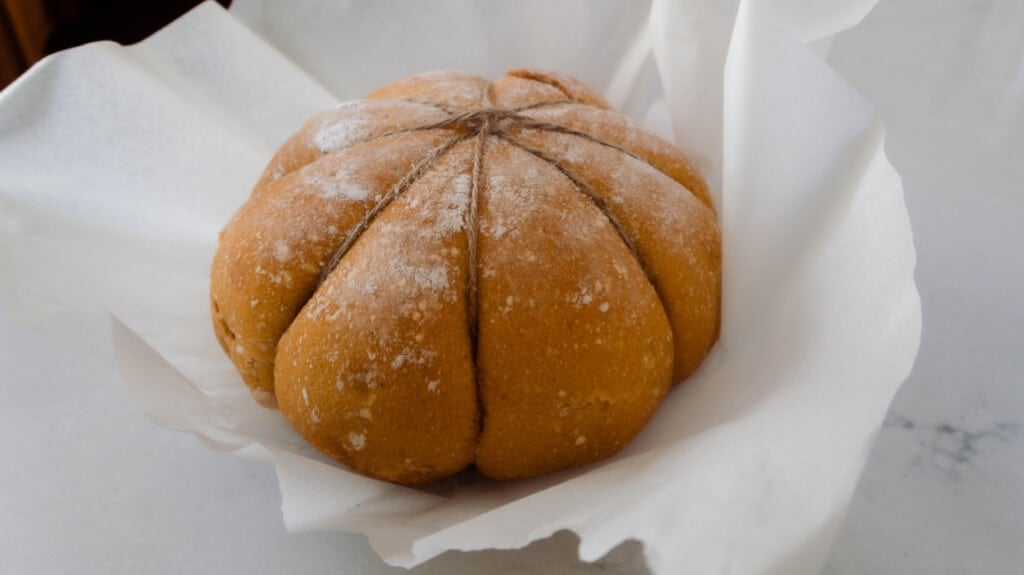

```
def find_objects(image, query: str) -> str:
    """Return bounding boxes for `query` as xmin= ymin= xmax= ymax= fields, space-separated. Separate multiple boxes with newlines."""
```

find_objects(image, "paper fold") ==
xmin=0 ymin=1 xmax=920 ymax=573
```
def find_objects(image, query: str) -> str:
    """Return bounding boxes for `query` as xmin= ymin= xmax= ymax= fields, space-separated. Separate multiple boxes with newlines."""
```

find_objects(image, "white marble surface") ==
xmin=1 ymin=0 xmax=1021 ymax=573
xmin=823 ymin=0 xmax=1024 ymax=572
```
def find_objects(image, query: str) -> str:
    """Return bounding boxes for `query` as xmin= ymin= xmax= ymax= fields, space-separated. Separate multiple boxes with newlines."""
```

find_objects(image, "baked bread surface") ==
xmin=210 ymin=69 xmax=720 ymax=484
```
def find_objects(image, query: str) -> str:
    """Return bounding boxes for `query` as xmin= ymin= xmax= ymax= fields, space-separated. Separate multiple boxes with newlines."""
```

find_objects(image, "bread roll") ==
xmin=210 ymin=69 xmax=720 ymax=485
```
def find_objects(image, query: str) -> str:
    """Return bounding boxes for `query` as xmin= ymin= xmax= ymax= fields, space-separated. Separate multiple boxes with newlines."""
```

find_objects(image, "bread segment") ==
xmin=491 ymin=75 xmax=569 ymax=110
xmin=473 ymin=139 xmax=673 ymax=478
xmin=506 ymin=68 xmax=611 ymax=109
xmin=255 ymin=99 xmax=452 ymax=191
xmin=368 ymin=70 xmax=491 ymax=113
xmin=522 ymin=103 xmax=713 ymax=209
xmin=508 ymin=128 xmax=721 ymax=381
xmin=275 ymin=141 xmax=479 ymax=485
xmin=210 ymin=131 xmax=454 ymax=406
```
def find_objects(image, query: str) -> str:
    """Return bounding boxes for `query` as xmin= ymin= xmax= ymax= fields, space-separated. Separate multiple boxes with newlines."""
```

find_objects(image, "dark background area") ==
xmin=1 ymin=0 xmax=230 ymax=89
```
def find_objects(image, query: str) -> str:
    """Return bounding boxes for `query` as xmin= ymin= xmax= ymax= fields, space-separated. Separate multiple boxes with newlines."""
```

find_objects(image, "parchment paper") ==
xmin=0 ymin=1 xmax=920 ymax=573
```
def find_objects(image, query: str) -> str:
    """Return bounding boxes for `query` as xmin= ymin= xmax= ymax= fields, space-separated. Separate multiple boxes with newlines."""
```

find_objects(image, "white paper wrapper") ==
xmin=0 ymin=1 xmax=921 ymax=573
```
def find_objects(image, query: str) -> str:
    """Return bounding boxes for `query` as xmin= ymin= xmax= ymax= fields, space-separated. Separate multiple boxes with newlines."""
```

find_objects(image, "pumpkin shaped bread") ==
xmin=210 ymin=69 xmax=720 ymax=485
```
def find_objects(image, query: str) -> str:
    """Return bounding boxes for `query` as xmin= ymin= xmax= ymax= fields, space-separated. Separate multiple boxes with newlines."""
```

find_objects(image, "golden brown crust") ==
xmin=491 ymin=75 xmax=568 ymax=109
xmin=210 ymin=69 xmax=720 ymax=484
xmin=506 ymin=128 xmax=721 ymax=381
xmin=276 ymin=142 xmax=479 ymax=485
xmin=254 ymin=99 xmax=452 ymax=191
xmin=506 ymin=68 xmax=611 ymax=109
xmin=366 ymin=70 xmax=491 ymax=113
xmin=210 ymin=130 xmax=456 ymax=406
xmin=473 ymin=139 xmax=673 ymax=478
xmin=519 ymin=104 xmax=714 ymax=211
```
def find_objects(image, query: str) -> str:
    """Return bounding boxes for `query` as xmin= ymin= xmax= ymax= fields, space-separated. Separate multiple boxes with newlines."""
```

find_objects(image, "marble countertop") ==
xmin=2 ymin=0 xmax=1021 ymax=573
xmin=822 ymin=0 xmax=1024 ymax=572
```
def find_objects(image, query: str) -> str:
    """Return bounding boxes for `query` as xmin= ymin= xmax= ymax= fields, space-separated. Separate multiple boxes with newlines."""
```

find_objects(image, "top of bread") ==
xmin=210 ymin=69 xmax=720 ymax=485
